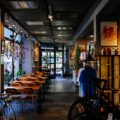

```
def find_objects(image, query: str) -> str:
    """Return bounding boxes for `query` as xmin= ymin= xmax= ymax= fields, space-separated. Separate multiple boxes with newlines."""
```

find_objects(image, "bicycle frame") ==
xmin=0 ymin=94 xmax=16 ymax=120
xmin=68 ymin=78 xmax=120 ymax=120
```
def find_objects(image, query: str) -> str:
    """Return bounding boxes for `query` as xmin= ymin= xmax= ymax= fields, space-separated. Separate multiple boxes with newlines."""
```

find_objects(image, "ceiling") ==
xmin=98 ymin=0 xmax=120 ymax=18
xmin=0 ymin=0 xmax=120 ymax=45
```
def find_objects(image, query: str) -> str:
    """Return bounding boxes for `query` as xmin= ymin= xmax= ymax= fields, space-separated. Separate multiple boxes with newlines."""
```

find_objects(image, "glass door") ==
xmin=41 ymin=50 xmax=64 ymax=78
xmin=41 ymin=51 xmax=55 ymax=77
xmin=50 ymin=52 xmax=54 ymax=76
xmin=56 ymin=52 xmax=63 ymax=77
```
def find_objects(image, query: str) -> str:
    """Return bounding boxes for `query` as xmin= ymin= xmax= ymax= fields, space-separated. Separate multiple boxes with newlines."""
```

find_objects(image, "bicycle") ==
xmin=0 ymin=94 xmax=16 ymax=120
xmin=68 ymin=78 xmax=120 ymax=120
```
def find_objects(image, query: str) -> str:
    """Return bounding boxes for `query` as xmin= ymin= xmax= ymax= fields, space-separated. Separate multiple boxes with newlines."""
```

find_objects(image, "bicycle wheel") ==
xmin=3 ymin=103 xmax=16 ymax=120
xmin=104 ymin=105 xmax=120 ymax=120
xmin=94 ymin=101 xmax=120 ymax=120
xmin=68 ymin=99 xmax=88 ymax=120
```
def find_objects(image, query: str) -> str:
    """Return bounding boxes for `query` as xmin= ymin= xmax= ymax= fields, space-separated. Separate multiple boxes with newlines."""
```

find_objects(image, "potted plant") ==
xmin=72 ymin=45 xmax=81 ymax=85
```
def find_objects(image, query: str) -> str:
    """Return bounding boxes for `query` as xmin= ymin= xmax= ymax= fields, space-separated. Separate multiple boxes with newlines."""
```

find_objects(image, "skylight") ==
xmin=10 ymin=1 xmax=37 ymax=9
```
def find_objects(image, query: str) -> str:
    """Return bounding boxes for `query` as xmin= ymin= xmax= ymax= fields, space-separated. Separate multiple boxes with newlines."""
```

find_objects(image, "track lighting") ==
xmin=48 ymin=5 xmax=53 ymax=21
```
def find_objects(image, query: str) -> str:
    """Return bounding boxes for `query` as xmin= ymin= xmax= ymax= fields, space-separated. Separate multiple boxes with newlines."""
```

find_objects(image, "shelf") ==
xmin=99 ymin=55 xmax=120 ymax=56
xmin=98 ymin=55 xmax=120 ymax=105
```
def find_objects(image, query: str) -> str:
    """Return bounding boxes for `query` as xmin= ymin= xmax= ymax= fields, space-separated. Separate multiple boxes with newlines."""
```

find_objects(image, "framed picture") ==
xmin=100 ymin=22 xmax=117 ymax=46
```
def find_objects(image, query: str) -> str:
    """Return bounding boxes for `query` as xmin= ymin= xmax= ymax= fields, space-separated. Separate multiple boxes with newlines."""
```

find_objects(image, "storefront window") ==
xmin=4 ymin=40 xmax=13 ymax=83
xmin=4 ymin=27 xmax=13 ymax=39
xmin=4 ymin=26 xmax=23 ymax=83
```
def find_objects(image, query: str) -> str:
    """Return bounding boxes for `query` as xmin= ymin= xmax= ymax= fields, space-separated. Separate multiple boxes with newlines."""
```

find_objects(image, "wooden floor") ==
xmin=16 ymin=77 xmax=78 ymax=120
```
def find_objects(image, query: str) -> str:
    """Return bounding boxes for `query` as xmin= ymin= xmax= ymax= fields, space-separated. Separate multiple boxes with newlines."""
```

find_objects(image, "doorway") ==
xmin=41 ymin=51 xmax=55 ymax=77
xmin=55 ymin=51 xmax=63 ymax=77
xmin=41 ymin=44 xmax=67 ymax=78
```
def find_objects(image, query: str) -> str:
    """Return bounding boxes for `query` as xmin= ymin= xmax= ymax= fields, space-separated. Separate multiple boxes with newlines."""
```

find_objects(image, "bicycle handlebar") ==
xmin=93 ymin=78 xmax=107 ymax=89
xmin=0 ymin=93 xmax=10 ymax=100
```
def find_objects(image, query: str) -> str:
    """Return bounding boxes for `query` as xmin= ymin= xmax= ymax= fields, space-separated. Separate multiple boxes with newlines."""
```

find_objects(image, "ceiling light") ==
xmin=10 ymin=1 xmax=21 ymax=9
xmin=48 ymin=5 xmax=53 ymax=21
xmin=90 ymin=40 xmax=95 ymax=43
xmin=10 ymin=1 xmax=37 ymax=9
xmin=57 ymin=27 xmax=62 ymax=30
xmin=69 ymin=27 xmax=72 ymax=30
xmin=62 ymin=27 xmax=67 ymax=30
xmin=48 ymin=15 xmax=53 ymax=21
xmin=26 ymin=21 xmax=44 ymax=25
xmin=57 ymin=34 xmax=68 ymax=37
xmin=19 ymin=1 xmax=29 ymax=8
xmin=57 ymin=27 xmax=71 ymax=30
xmin=40 ymin=31 xmax=47 ymax=34
xmin=34 ymin=31 xmax=47 ymax=34
xmin=27 ymin=1 xmax=37 ymax=8
xmin=12 ymin=24 xmax=15 ymax=27
xmin=89 ymin=35 xmax=94 ymax=38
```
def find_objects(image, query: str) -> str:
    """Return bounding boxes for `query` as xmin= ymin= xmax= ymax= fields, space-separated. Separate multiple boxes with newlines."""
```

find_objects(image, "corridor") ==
xmin=17 ymin=77 xmax=78 ymax=120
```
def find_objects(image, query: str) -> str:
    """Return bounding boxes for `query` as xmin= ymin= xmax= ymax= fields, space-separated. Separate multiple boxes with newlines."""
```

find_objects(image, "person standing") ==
xmin=77 ymin=61 xmax=97 ymax=97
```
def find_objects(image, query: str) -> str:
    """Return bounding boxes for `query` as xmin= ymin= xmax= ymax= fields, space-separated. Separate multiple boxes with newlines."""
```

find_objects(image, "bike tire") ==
xmin=94 ymin=101 xmax=120 ymax=120
xmin=3 ymin=103 xmax=16 ymax=120
xmin=68 ymin=99 xmax=88 ymax=120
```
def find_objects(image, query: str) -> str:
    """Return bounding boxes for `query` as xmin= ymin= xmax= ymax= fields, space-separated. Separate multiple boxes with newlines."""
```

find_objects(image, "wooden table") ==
xmin=5 ymin=86 xmax=41 ymax=92
xmin=13 ymin=80 xmax=45 ymax=86
xmin=17 ymin=77 xmax=30 ymax=80
xmin=18 ymin=76 xmax=40 ymax=81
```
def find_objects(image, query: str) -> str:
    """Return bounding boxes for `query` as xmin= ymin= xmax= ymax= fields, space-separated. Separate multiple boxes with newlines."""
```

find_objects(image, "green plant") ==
xmin=4 ymin=72 xmax=13 ymax=83
xmin=74 ymin=45 xmax=81 ymax=71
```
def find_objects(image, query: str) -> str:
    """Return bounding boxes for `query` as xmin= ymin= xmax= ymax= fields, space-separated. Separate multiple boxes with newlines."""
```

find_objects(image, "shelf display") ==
xmin=98 ymin=55 xmax=120 ymax=105
xmin=34 ymin=45 xmax=39 ymax=61
xmin=69 ymin=47 xmax=75 ymax=67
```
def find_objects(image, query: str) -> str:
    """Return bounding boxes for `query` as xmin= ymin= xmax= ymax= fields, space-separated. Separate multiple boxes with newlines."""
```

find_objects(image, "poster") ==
xmin=100 ymin=22 xmax=117 ymax=46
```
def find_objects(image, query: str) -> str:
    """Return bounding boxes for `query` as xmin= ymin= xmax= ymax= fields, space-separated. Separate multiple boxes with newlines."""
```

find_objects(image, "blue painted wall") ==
xmin=22 ymin=37 xmax=34 ymax=74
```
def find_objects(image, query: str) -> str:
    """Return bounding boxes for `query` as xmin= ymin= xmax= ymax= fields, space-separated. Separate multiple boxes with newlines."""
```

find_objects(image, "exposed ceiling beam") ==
xmin=71 ymin=0 xmax=110 ymax=42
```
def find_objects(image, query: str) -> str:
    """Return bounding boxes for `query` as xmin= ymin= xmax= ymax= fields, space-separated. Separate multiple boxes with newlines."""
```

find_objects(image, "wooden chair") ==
xmin=32 ymin=82 xmax=41 ymax=86
xmin=20 ymin=88 xmax=38 ymax=112
xmin=6 ymin=88 xmax=18 ymax=95
xmin=5 ymin=88 xmax=22 ymax=112
xmin=11 ymin=82 xmax=23 ymax=87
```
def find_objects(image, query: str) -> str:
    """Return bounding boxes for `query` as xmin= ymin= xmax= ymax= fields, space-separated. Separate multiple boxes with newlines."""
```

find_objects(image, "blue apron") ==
xmin=79 ymin=67 xmax=97 ymax=97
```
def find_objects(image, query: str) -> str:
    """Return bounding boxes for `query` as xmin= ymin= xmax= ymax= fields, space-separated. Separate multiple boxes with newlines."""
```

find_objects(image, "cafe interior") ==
xmin=0 ymin=0 xmax=120 ymax=120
